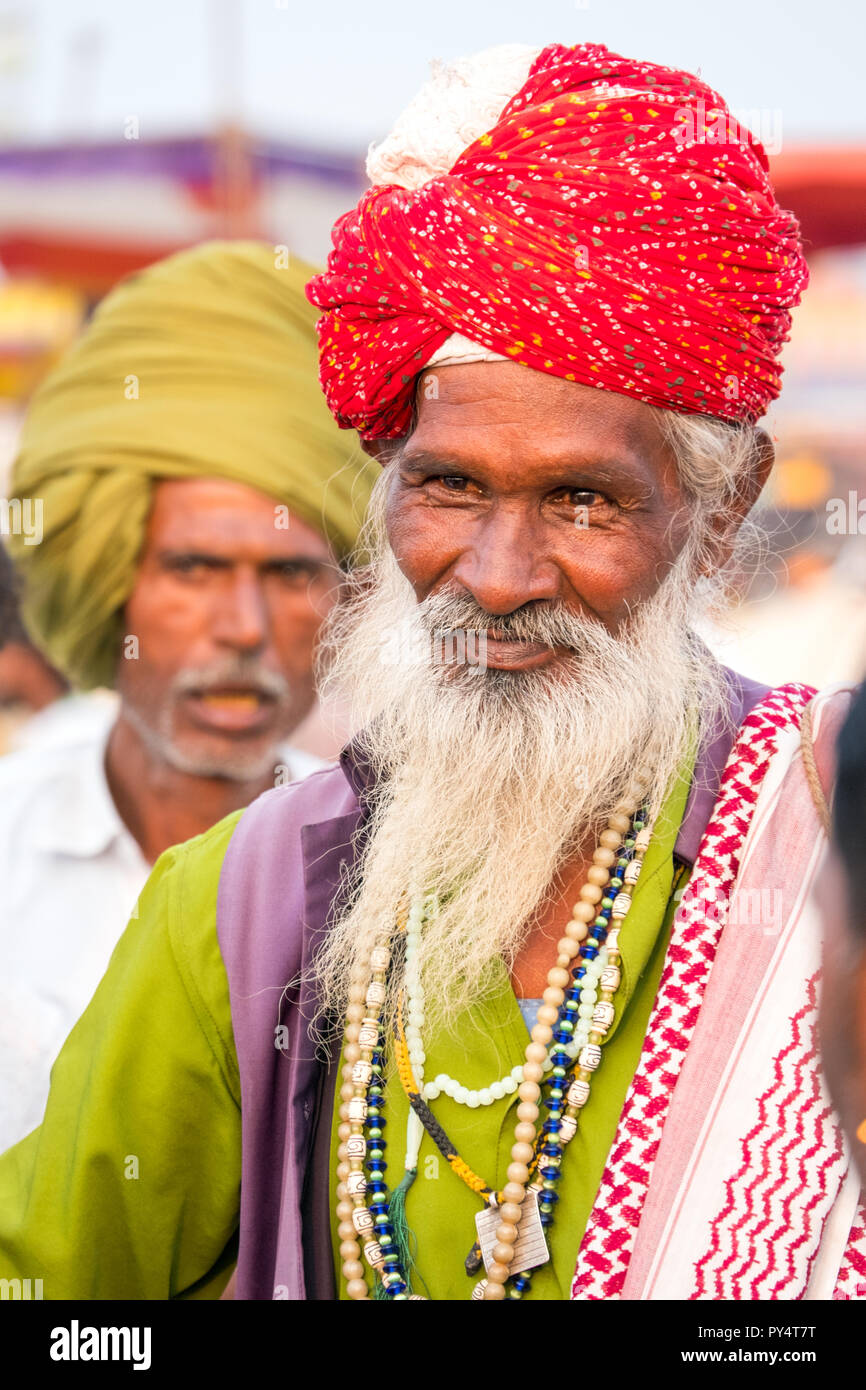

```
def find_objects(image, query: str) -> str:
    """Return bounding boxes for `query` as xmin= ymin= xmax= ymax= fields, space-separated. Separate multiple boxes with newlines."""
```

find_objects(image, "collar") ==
xmin=33 ymin=722 xmax=132 ymax=858
xmin=338 ymin=667 xmax=772 ymax=869
xmin=338 ymin=737 xmax=375 ymax=809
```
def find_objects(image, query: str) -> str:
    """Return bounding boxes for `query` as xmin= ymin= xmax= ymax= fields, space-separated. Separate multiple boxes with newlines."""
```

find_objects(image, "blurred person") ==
xmin=820 ymin=679 xmax=866 ymax=1193
xmin=0 ymin=539 xmax=13 ymax=645
xmin=0 ymin=540 xmax=114 ymax=755
xmin=0 ymin=242 xmax=377 ymax=1150
xmin=0 ymin=541 xmax=68 ymax=752
xmin=0 ymin=43 xmax=861 ymax=1303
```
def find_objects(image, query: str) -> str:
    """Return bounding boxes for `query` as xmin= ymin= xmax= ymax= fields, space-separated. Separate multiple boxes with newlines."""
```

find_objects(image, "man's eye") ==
xmin=171 ymin=557 xmax=211 ymax=576
xmin=437 ymin=475 xmax=470 ymax=491
xmin=568 ymin=490 xmax=605 ymax=507
xmin=274 ymin=563 xmax=308 ymax=584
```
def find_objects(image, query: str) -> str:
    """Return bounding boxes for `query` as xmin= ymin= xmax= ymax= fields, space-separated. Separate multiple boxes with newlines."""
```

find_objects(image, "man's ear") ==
xmin=700 ymin=427 xmax=775 ymax=574
xmin=738 ymin=427 xmax=775 ymax=512
xmin=359 ymin=436 xmax=405 ymax=465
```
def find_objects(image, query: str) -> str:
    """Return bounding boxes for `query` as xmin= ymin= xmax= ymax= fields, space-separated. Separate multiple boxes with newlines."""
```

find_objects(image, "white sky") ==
xmin=2 ymin=0 xmax=864 ymax=151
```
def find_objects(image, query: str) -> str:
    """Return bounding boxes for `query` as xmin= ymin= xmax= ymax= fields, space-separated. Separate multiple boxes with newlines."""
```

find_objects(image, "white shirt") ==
xmin=9 ymin=689 xmax=121 ymax=753
xmin=0 ymin=705 xmax=325 ymax=1150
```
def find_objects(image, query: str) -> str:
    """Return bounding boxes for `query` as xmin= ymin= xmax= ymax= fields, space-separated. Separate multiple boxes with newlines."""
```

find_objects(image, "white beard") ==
xmin=311 ymin=479 xmax=731 ymax=1036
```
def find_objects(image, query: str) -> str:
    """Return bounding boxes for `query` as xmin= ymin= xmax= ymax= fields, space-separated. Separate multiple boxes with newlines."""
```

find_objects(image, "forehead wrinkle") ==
xmin=412 ymin=400 xmax=670 ymax=479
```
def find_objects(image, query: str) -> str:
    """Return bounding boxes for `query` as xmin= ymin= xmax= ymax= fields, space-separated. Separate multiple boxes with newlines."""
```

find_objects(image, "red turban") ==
xmin=308 ymin=43 xmax=808 ymax=439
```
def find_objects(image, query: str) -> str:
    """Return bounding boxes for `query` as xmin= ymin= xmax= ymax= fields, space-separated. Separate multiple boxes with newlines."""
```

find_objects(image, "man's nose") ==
xmin=211 ymin=573 xmax=269 ymax=651
xmin=449 ymin=509 xmax=561 ymax=614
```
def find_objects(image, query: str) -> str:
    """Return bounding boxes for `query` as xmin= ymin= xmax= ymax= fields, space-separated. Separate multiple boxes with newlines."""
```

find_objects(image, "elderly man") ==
xmin=0 ymin=43 xmax=861 ymax=1301
xmin=0 ymin=241 xmax=376 ymax=1151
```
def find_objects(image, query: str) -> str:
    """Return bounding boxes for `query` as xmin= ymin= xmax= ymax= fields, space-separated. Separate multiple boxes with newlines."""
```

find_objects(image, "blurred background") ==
xmin=0 ymin=0 xmax=864 ymax=752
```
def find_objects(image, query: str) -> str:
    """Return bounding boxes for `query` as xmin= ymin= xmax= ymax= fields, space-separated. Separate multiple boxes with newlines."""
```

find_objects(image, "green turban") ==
xmin=8 ymin=241 xmax=378 ymax=690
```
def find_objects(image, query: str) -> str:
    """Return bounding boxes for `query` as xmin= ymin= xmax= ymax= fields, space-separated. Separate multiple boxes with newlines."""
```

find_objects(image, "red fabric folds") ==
xmin=308 ymin=43 xmax=808 ymax=439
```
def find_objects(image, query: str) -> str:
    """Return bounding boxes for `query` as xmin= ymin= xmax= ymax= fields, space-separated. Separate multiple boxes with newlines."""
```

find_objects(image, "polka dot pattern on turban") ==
xmin=308 ymin=42 xmax=809 ymax=439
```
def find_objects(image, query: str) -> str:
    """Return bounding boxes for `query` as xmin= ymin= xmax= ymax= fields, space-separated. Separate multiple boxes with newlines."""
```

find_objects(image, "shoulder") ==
xmin=809 ymin=680 xmax=856 ymax=722
xmin=133 ymin=811 xmax=246 ymax=1099
xmin=213 ymin=764 xmax=362 ymax=994
xmin=0 ymin=739 xmax=94 ymax=837
xmin=737 ymin=681 xmax=856 ymax=847
xmin=146 ymin=804 xmax=244 ymax=941
xmin=224 ymin=761 xmax=360 ymax=851
xmin=722 ymin=666 xmax=772 ymax=722
xmin=726 ymin=677 xmax=850 ymax=792
xmin=806 ymin=682 xmax=857 ymax=793
xmin=10 ymin=691 xmax=117 ymax=753
xmin=0 ymin=737 xmax=79 ymax=791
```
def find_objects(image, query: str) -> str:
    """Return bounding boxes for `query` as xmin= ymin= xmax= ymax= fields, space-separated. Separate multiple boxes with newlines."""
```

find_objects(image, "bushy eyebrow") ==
xmin=397 ymin=447 xmax=652 ymax=492
xmin=155 ymin=549 xmax=327 ymax=571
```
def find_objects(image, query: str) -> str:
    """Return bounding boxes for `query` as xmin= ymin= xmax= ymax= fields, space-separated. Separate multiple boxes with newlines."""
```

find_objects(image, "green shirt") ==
xmin=0 ymin=811 xmax=245 ymax=1300
xmin=329 ymin=761 xmax=693 ymax=1301
xmin=0 ymin=757 xmax=692 ymax=1301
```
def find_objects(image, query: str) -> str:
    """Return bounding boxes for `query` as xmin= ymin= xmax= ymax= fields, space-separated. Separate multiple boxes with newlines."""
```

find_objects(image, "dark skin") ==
xmin=818 ymin=851 xmax=866 ymax=1190
xmin=108 ymin=478 xmax=341 ymax=865
xmin=0 ymin=643 xmax=66 ymax=712
xmin=372 ymin=362 xmax=773 ymax=995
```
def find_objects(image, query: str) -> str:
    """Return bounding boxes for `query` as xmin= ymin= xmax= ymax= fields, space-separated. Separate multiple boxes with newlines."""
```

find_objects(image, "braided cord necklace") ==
xmin=392 ymin=897 xmax=607 ymax=1216
xmin=335 ymin=799 xmax=653 ymax=1300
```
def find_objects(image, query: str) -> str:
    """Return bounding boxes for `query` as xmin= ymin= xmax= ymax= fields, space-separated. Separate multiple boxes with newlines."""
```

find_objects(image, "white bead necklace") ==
xmin=335 ymin=786 xmax=654 ymax=1301
xmin=407 ymin=937 xmax=609 ymax=1109
xmin=478 ymin=811 xmax=652 ymax=1300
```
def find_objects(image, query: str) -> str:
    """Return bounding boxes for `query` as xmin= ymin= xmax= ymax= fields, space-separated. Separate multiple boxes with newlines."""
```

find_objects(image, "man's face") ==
xmin=116 ymin=477 xmax=341 ymax=780
xmin=314 ymin=362 xmax=738 ymax=1032
xmin=385 ymin=362 xmax=693 ymax=667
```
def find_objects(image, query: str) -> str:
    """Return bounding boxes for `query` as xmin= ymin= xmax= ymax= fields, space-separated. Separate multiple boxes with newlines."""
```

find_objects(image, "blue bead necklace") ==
xmin=336 ymin=807 xmax=653 ymax=1300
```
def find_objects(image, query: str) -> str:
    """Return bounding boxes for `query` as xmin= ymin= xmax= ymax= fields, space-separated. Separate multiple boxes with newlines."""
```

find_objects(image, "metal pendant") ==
xmin=474 ymin=1189 xmax=550 ymax=1276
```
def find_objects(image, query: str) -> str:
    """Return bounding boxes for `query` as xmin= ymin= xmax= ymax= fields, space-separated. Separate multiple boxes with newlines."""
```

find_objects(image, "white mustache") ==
xmin=418 ymin=587 xmax=597 ymax=650
xmin=171 ymin=663 xmax=290 ymax=702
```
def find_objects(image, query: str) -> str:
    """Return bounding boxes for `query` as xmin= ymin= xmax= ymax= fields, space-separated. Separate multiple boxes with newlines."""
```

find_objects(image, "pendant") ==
xmin=475 ymin=1190 xmax=550 ymax=1276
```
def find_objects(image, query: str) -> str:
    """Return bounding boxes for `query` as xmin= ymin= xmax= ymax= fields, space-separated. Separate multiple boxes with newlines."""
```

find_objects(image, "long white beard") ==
xmin=311 ymin=484 xmax=731 ymax=1036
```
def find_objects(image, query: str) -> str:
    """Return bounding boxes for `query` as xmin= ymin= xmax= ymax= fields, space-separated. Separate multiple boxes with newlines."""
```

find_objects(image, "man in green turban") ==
xmin=0 ymin=241 xmax=377 ymax=1151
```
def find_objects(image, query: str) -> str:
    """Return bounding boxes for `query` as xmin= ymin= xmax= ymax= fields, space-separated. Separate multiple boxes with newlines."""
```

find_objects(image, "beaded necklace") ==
xmin=395 ymin=817 xmax=647 ymax=1293
xmin=393 ymin=945 xmax=611 ymax=1277
xmin=394 ymin=898 xmax=601 ymax=1212
xmin=335 ymin=802 xmax=652 ymax=1300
